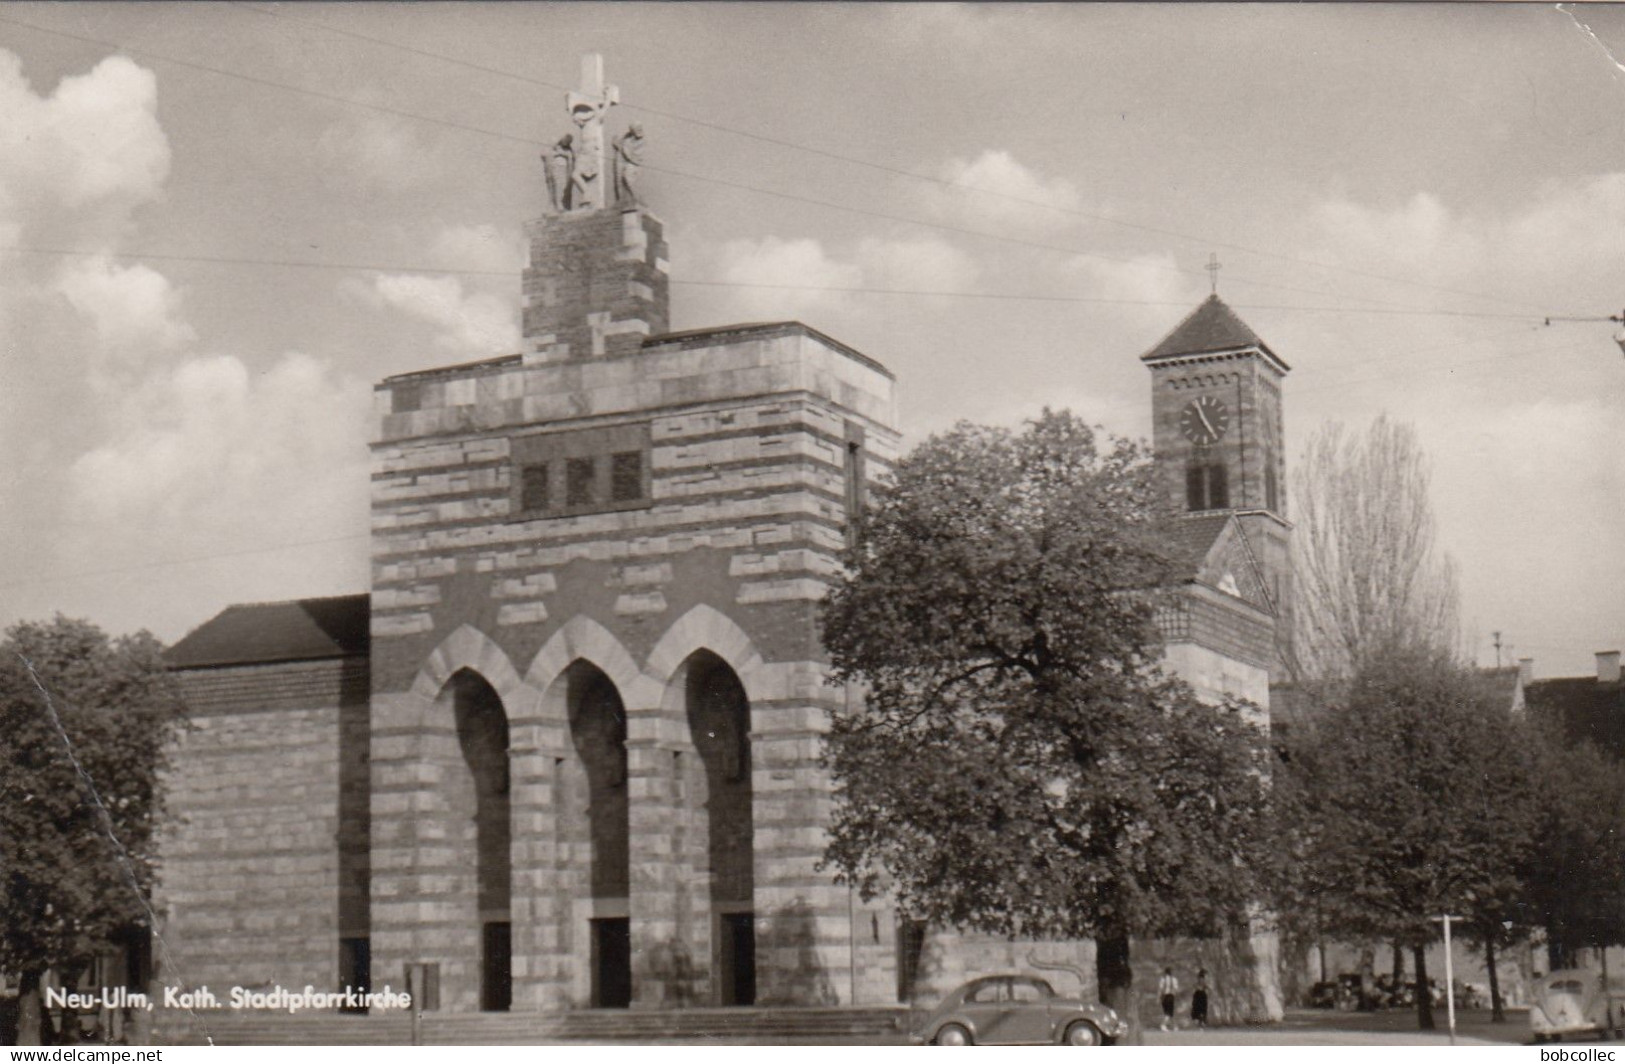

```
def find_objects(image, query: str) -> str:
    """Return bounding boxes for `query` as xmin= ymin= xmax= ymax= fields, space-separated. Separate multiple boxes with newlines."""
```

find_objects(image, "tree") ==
xmin=1290 ymin=415 xmax=1461 ymax=683
xmin=820 ymin=410 xmax=1275 ymax=1029
xmin=1520 ymin=734 xmax=1625 ymax=970
xmin=1276 ymin=647 xmax=1538 ymax=1030
xmin=0 ymin=617 xmax=187 ymax=1045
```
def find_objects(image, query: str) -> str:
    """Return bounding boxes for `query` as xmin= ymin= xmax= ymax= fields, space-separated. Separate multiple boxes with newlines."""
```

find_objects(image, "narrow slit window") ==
xmin=520 ymin=464 xmax=550 ymax=513
xmin=843 ymin=421 xmax=867 ymax=548
xmin=566 ymin=457 xmax=596 ymax=507
xmin=610 ymin=451 xmax=643 ymax=503
xmin=1208 ymin=462 xmax=1228 ymax=509
xmin=1186 ymin=461 xmax=1229 ymax=512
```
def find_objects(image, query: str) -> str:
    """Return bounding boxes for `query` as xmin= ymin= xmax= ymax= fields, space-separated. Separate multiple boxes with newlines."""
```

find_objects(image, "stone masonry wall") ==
xmin=153 ymin=659 xmax=369 ymax=1005
xmin=521 ymin=208 xmax=669 ymax=363
xmin=366 ymin=325 xmax=898 ymax=1011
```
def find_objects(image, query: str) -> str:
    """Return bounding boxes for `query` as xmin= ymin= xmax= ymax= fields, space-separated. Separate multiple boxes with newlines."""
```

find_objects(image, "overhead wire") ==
xmin=1291 ymin=336 xmax=1598 ymax=395
xmin=226 ymin=0 xmax=1560 ymax=317
xmin=0 ymin=10 xmax=1615 ymax=598
xmin=0 ymin=241 xmax=1563 ymax=323
xmin=0 ymin=328 xmax=1602 ymax=595
xmin=0 ymin=533 xmax=372 ymax=591
xmin=0 ymin=9 xmax=1552 ymax=318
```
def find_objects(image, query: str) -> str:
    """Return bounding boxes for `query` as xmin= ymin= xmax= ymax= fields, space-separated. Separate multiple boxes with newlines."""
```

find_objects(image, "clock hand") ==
xmin=1197 ymin=405 xmax=1218 ymax=437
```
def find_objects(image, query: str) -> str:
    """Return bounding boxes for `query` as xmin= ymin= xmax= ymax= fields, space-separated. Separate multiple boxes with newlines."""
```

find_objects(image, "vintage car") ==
xmin=912 ymin=973 xmax=1128 ymax=1046
xmin=1530 ymin=969 xmax=1625 ymax=1043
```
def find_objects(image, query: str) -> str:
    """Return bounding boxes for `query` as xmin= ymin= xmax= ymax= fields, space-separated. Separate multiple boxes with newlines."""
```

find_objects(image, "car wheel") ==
xmin=1064 ymin=1021 xmax=1103 ymax=1046
xmin=936 ymin=1024 xmax=972 ymax=1046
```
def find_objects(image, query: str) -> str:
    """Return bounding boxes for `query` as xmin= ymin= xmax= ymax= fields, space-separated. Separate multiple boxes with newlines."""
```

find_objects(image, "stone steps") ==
xmin=168 ymin=1006 xmax=913 ymax=1045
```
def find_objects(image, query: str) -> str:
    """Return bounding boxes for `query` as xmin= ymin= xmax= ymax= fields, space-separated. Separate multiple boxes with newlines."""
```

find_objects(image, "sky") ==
xmin=0 ymin=2 xmax=1620 ymax=680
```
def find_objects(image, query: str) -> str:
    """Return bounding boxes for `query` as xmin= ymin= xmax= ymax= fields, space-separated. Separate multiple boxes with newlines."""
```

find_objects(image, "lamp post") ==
xmin=1433 ymin=915 xmax=1461 ymax=1045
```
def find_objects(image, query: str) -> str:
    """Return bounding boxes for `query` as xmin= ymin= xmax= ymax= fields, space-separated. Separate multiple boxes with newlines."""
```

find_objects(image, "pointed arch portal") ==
xmin=681 ymin=650 xmax=756 ymax=1006
xmin=449 ymin=669 xmax=512 ymax=1012
xmin=563 ymin=659 xmax=632 ymax=1007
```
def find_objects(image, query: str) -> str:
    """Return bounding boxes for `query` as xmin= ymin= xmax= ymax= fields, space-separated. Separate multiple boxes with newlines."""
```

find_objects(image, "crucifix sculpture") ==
xmin=565 ymin=53 xmax=620 ymax=211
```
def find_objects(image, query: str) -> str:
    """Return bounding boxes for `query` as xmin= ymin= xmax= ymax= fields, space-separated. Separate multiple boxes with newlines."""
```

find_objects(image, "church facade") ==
xmin=154 ymin=59 xmax=1291 ymax=1027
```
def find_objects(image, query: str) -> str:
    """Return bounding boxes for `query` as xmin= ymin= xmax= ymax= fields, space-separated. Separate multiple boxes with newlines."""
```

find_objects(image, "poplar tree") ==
xmin=1289 ymin=414 xmax=1461 ymax=683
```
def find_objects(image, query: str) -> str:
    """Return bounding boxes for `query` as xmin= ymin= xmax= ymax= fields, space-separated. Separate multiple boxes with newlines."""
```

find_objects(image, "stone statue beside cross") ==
xmin=543 ymin=53 xmax=645 ymax=213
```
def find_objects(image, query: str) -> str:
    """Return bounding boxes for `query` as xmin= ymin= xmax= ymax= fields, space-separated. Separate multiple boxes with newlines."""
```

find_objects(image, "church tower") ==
xmin=1142 ymin=293 xmax=1293 ymax=681
xmin=362 ymin=54 xmax=902 ymax=1015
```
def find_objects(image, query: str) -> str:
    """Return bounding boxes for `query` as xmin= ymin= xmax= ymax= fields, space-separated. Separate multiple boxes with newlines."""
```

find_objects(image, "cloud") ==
xmin=65 ymin=350 xmax=372 ymax=578
xmin=854 ymin=235 xmax=977 ymax=293
xmin=1063 ymin=250 xmax=1186 ymax=305
xmin=0 ymin=51 xmax=169 ymax=223
xmin=429 ymin=223 xmax=526 ymax=275
xmin=1506 ymin=173 xmax=1625 ymax=278
xmin=0 ymin=50 xmax=176 ymax=548
xmin=366 ymin=272 xmax=520 ymax=355
xmin=0 ymin=49 xmax=172 ymax=344
xmin=0 ymin=50 xmax=375 ymax=641
xmin=702 ymin=234 xmax=864 ymax=322
xmin=1305 ymin=175 xmax=1625 ymax=310
xmin=707 ymin=232 xmax=977 ymax=309
xmin=1308 ymin=192 xmax=1480 ymax=281
xmin=718 ymin=235 xmax=862 ymax=293
xmin=316 ymin=111 xmax=443 ymax=192
xmin=1283 ymin=178 xmax=1625 ymax=673
xmin=926 ymin=150 xmax=1084 ymax=228
xmin=56 ymin=256 xmax=195 ymax=360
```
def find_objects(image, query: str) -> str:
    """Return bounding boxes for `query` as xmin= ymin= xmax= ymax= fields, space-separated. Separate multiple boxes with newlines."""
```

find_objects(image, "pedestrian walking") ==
xmin=1158 ymin=967 xmax=1179 ymax=1031
xmin=1191 ymin=968 xmax=1209 ymax=1028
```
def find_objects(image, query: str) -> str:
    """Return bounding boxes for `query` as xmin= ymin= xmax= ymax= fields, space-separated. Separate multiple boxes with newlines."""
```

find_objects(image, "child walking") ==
xmin=1191 ymin=968 xmax=1210 ymax=1028
xmin=1158 ymin=967 xmax=1180 ymax=1031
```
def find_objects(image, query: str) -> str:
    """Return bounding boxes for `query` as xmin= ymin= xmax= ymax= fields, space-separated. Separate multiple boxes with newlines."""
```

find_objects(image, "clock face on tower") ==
xmin=1180 ymin=395 xmax=1230 ymax=445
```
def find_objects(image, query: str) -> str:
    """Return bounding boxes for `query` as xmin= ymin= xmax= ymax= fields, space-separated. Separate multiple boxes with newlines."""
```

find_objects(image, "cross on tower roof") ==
xmin=1205 ymin=252 xmax=1221 ymax=296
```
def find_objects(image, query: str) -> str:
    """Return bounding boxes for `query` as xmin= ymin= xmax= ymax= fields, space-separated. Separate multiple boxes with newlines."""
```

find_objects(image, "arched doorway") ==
xmin=564 ymin=660 xmax=631 ymax=1007
xmin=450 ymin=669 xmax=511 ymax=1012
xmin=683 ymin=651 xmax=755 ymax=1006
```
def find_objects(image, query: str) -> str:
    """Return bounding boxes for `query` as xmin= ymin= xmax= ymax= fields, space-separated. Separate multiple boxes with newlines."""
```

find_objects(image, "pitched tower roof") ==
xmin=1141 ymin=294 xmax=1290 ymax=372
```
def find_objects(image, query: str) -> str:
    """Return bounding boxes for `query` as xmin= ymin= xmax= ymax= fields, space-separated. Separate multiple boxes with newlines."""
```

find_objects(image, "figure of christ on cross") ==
xmin=566 ymin=53 xmax=620 ymax=211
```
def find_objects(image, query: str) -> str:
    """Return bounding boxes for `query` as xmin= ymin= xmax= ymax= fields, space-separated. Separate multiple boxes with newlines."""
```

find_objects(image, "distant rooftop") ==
xmin=1527 ymin=673 xmax=1625 ymax=757
xmin=1142 ymin=295 xmax=1289 ymax=371
xmin=381 ymin=353 xmax=521 ymax=386
xmin=166 ymin=594 xmax=370 ymax=669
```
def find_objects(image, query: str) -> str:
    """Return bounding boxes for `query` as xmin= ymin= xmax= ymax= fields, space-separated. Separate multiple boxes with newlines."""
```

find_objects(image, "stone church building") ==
xmin=155 ymin=60 xmax=1292 ymax=1027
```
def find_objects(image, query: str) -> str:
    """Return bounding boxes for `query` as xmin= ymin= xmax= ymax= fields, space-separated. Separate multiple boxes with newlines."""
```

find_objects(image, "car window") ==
xmin=967 ymin=980 xmax=1005 ymax=1004
xmin=1009 ymin=979 xmax=1048 ymax=1002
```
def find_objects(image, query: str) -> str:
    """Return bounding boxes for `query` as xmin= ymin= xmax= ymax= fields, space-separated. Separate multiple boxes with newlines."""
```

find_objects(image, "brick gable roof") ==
xmin=1164 ymin=513 xmax=1233 ymax=580
xmin=165 ymin=593 xmax=370 ymax=669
